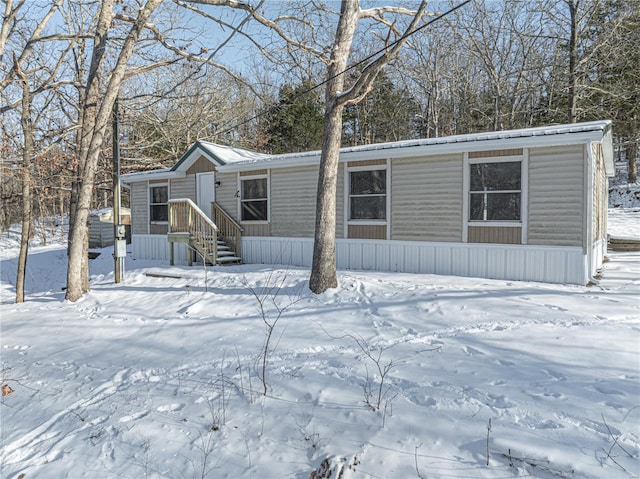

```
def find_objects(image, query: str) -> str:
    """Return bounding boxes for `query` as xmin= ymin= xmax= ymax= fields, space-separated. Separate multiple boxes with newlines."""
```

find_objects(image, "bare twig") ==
xmin=414 ymin=443 xmax=425 ymax=479
xmin=486 ymin=418 xmax=491 ymax=466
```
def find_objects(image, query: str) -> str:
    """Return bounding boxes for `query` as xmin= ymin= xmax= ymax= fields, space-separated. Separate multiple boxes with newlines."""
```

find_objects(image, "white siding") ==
xmin=240 ymin=236 xmax=587 ymax=285
xmin=528 ymin=145 xmax=584 ymax=246
xmin=391 ymin=154 xmax=464 ymax=242
xmin=132 ymin=234 xmax=189 ymax=264
xmin=132 ymin=233 xmax=587 ymax=285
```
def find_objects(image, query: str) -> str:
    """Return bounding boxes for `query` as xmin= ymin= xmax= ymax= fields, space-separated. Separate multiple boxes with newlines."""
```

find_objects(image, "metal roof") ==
xmin=122 ymin=120 xmax=613 ymax=182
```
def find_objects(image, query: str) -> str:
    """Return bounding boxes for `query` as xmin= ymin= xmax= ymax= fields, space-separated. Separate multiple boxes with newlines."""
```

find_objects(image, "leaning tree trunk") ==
xmin=309 ymin=0 xmax=359 ymax=294
xmin=308 ymin=0 xmax=428 ymax=293
xmin=310 ymin=102 xmax=346 ymax=292
xmin=65 ymin=0 xmax=163 ymax=301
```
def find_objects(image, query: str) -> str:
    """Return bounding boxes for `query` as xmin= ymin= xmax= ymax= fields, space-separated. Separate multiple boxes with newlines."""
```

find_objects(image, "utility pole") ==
xmin=112 ymin=98 xmax=125 ymax=283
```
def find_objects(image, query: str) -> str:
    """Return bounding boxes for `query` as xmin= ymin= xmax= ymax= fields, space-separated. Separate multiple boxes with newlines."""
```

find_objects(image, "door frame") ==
xmin=196 ymin=172 xmax=216 ymax=218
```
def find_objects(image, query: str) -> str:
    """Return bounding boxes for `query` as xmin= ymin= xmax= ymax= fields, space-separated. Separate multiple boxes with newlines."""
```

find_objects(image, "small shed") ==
xmin=89 ymin=208 xmax=131 ymax=248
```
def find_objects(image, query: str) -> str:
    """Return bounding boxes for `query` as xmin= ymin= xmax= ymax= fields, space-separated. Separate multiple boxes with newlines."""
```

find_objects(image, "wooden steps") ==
xmin=167 ymin=199 xmax=242 ymax=266
xmin=608 ymin=236 xmax=640 ymax=252
xmin=190 ymin=238 xmax=241 ymax=265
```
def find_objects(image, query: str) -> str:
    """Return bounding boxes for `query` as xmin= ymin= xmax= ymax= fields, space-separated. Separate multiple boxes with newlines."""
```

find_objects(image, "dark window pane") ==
xmin=350 ymin=196 xmax=386 ymax=220
xmin=151 ymin=186 xmax=168 ymax=203
xmin=350 ymin=170 xmax=386 ymax=195
xmin=470 ymin=162 xmax=521 ymax=191
xmin=242 ymin=178 xmax=267 ymax=200
xmin=469 ymin=192 xmax=520 ymax=221
xmin=150 ymin=204 xmax=168 ymax=222
xmin=242 ymin=200 xmax=268 ymax=221
xmin=469 ymin=193 xmax=485 ymax=221
xmin=487 ymin=193 xmax=520 ymax=220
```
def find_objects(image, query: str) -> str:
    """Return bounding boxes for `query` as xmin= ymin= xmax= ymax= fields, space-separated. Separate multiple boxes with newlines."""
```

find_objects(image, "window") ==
xmin=469 ymin=161 xmax=521 ymax=221
xmin=349 ymin=169 xmax=386 ymax=220
xmin=149 ymin=184 xmax=168 ymax=222
xmin=241 ymin=176 xmax=268 ymax=221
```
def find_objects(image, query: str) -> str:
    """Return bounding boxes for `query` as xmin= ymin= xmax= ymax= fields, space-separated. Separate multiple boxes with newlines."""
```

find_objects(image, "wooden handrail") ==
xmin=168 ymin=198 xmax=218 ymax=260
xmin=212 ymin=202 xmax=243 ymax=258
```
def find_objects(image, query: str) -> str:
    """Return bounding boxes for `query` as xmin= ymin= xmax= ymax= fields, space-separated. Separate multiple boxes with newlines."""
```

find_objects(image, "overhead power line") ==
xmin=213 ymin=0 xmax=471 ymax=141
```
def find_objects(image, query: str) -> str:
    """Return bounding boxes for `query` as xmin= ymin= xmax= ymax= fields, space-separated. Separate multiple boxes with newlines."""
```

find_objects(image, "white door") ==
xmin=196 ymin=172 xmax=216 ymax=218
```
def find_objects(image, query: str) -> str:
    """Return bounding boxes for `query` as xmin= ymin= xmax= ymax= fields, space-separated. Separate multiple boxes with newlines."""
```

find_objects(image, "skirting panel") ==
xmin=132 ymin=234 xmax=588 ymax=285
xmin=132 ymin=234 xmax=189 ymax=264
xmin=243 ymin=237 xmax=588 ymax=285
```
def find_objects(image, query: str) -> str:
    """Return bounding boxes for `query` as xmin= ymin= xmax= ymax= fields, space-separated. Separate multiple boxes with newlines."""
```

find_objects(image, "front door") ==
xmin=196 ymin=172 xmax=216 ymax=218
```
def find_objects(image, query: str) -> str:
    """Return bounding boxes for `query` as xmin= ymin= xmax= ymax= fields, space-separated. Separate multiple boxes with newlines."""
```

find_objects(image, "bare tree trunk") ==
xmin=309 ymin=0 xmax=359 ymax=294
xmin=15 ymin=59 xmax=33 ymax=303
xmin=567 ymin=0 xmax=579 ymax=123
xmin=310 ymin=103 xmax=346 ymax=292
xmin=66 ymin=0 xmax=163 ymax=301
xmin=309 ymin=0 xmax=428 ymax=293
xmin=627 ymin=142 xmax=637 ymax=184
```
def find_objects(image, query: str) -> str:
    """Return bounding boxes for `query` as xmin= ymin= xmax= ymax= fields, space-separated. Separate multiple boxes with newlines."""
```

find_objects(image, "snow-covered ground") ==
xmin=1 ymin=211 xmax=639 ymax=479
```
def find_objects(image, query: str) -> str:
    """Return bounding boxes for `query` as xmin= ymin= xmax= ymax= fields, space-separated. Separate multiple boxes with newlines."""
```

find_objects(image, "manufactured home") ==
xmin=122 ymin=120 xmax=613 ymax=285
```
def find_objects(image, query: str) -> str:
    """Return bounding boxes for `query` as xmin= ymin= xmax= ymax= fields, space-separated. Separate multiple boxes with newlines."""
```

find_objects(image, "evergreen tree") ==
xmin=259 ymin=80 xmax=324 ymax=154
xmin=342 ymin=71 xmax=420 ymax=146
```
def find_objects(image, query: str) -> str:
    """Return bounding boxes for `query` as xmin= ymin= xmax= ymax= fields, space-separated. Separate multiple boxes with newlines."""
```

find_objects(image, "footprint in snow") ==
xmin=3 ymin=345 xmax=30 ymax=350
xmin=119 ymin=410 xmax=150 ymax=423
xmin=544 ymin=304 xmax=568 ymax=312
xmin=463 ymin=346 xmax=484 ymax=356
xmin=592 ymin=384 xmax=626 ymax=396
xmin=543 ymin=369 xmax=567 ymax=381
xmin=156 ymin=403 xmax=185 ymax=413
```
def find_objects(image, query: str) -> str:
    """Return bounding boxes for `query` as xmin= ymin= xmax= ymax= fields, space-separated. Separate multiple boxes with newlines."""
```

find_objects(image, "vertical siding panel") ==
xmin=388 ymin=247 xmax=404 ymax=272
xmin=468 ymin=226 xmax=521 ymax=244
xmin=348 ymin=225 xmax=386 ymax=239
xmin=243 ymin=223 xmax=271 ymax=236
xmin=528 ymin=145 xmax=584 ymax=246
xmin=469 ymin=250 xmax=486 ymax=278
xmin=375 ymin=243 xmax=391 ymax=271
xmin=487 ymin=249 xmax=506 ymax=279
xmin=454 ymin=247 xmax=470 ymax=277
xmin=362 ymin=243 xmax=376 ymax=270
xmin=506 ymin=249 xmax=525 ymax=281
xmin=186 ymin=156 xmax=215 ymax=174
xmin=435 ymin=247 xmax=452 ymax=275
xmin=235 ymin=236 xmax=587 ymax=285
xmin=404 ymin=245 xmax=420 ymax=273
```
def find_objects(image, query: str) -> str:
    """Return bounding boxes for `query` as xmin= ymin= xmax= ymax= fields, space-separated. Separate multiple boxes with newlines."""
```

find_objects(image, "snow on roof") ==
xmin=222 ymin=120 xmax=612 ymax=168
xmin=123 ymin=120 xmax=612 ymax=181
xmin=121 ymin=167 xmax=175 ymax=182
xmin=197 ymin=141 xmax=274 ymax=164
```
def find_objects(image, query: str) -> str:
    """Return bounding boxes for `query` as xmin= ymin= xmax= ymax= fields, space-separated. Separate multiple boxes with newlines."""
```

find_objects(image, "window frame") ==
xmin=346 ymin=164 xmax=390 ymax=226
xmin=148 ymin=182 xmax=169 ymax=225
xmin=462 ymin=151 xmax=528 ymax=241
xmin=238 ymin=173 xmax=269 ymax=223
xmin=469 ymin=160 xmax=522 ymax=222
